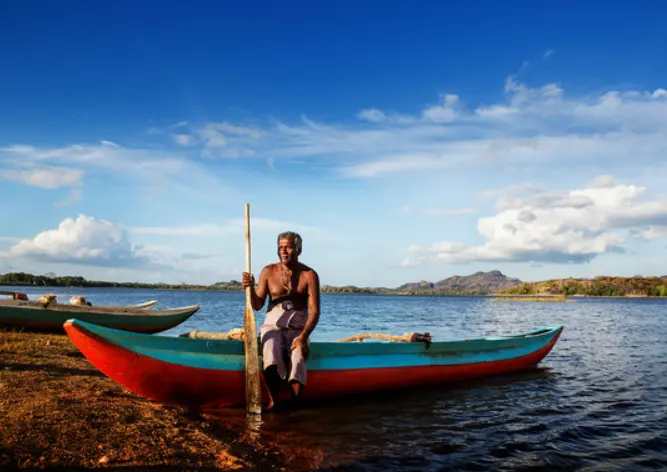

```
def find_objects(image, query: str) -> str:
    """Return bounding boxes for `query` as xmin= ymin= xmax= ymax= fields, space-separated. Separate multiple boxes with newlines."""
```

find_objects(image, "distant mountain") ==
xmin=395 ymin=280 xmax=435 ymax=291
xmin=396 ymin=270 xmax=522 ymax=294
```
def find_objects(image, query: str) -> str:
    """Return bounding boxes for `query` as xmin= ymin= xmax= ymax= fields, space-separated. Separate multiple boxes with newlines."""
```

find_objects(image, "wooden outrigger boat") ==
xmin=123 ymin=300 xmax=158 ymax=310
xmin=0 ymin=300 xmax=199 ymax=334
xmin=64 ymin=319 xmax=563 ymax=408
xmin=0 ymin=291 xmax=158 ymax=311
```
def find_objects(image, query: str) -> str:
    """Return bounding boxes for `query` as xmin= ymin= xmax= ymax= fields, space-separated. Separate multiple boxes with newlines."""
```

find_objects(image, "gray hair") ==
xmin=277 ymin=231 xmax=302 ymax=255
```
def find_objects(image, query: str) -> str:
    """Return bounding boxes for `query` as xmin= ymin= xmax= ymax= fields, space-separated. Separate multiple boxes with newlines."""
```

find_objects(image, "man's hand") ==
xmin=291 ymin=334 xmax=309 ymax=359
xmin=242 ymin=272 xmax=254 ymax=289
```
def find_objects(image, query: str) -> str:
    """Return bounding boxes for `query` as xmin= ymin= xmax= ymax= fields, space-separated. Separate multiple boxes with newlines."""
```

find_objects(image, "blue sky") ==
xmin=1 ymin=0 xmax=667 ymax=287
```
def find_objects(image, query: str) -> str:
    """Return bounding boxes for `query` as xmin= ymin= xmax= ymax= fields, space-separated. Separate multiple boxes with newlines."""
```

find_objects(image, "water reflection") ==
xmin=204 ymin=366 xmax=559 ymax=470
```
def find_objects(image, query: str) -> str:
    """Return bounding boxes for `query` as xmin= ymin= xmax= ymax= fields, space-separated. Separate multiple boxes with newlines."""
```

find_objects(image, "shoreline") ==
xmin=2 ymin=285 xmax=666 ymax=299
xmin=0 ymin=331 xmax=293 ymax=471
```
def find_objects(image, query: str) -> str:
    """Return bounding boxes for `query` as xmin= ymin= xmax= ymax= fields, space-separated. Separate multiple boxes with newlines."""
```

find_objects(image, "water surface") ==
xmin=4 ymin=287 xmax=666 ymax=471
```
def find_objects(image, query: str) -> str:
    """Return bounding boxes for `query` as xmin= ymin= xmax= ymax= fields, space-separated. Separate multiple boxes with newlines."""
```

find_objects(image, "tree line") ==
xmin=4 ymin=271 xmax=667 ymax=297
xmin=501 ymin=276 xmax=667 ymax=297
xmin=0 ymin=272 xmax=240 ymax=291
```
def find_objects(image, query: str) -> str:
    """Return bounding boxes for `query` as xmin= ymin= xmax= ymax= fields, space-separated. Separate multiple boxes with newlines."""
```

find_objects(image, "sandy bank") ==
xmin=0 ymin=331 xmax=288 ymax=471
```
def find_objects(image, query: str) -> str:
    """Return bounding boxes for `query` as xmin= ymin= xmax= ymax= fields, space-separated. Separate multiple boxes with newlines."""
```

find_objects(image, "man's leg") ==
xmin=263 ymin=365 xmax=283 ymax=411
xmin=260 ymin=327 xmax=288 ymax=411
xmin=288 ymin=334 xmax=308 ymax=402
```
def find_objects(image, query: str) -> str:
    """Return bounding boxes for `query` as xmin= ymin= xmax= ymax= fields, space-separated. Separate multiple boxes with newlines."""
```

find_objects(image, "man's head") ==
xmin=277 ymin=231 xmax=302 ymax=264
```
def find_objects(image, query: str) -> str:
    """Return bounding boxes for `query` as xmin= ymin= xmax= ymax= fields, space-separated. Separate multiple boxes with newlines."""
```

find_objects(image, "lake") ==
xmin=4 ymin=286 xmax=667 ymax=471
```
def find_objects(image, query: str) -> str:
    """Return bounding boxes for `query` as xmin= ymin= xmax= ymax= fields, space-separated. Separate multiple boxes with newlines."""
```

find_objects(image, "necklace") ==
xmin=280 ymin=266 xmax=292 ymax=293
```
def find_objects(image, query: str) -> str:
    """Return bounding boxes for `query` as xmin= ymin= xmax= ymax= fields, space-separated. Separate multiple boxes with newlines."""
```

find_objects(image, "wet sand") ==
xmin=0 ymin=330 xmax=288 ymax=471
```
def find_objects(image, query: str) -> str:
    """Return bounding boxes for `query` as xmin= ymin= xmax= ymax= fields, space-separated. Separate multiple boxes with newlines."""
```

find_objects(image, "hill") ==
xmin=395 ymin=270 xmax=522 ymax=295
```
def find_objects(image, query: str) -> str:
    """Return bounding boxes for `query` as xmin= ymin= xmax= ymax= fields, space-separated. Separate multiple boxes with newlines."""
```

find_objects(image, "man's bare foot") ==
xmin=263 ymin=398 xmax=291 ymax=413
xmin=263 ymin=399 xmax=276 ymax=412
xmin=289 ymin=380 xmax=303 ymax=399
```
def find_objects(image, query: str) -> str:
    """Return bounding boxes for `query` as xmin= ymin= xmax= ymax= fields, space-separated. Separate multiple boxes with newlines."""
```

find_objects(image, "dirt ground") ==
xmin=0 ymin=330 xmax=291 ymax=471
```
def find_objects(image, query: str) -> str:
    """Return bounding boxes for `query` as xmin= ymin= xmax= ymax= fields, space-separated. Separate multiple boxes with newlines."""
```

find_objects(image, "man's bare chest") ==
xmin=267 ymin=270 xmax=307 ymax=298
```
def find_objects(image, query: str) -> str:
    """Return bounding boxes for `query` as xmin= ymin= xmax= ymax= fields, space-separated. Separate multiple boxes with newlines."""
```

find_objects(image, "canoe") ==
xmin=0 ymin=291 xmax=158 ymax=312
xmin=117 ymin=300 xmax=158 ymax=311
xmin=64 ymin=319 xmax=563 ymax=408
xmin=0 ymin=302 xmax=199 ymax=334
xmin=63 ymin=300 xmax=158 ymax=311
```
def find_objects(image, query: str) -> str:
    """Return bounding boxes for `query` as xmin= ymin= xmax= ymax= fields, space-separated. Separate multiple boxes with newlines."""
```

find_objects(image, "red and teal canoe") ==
xmin=64 ymin=319 xmax=563 ymax=408
xmin=0 ymin=302 xmax=199 ymax=334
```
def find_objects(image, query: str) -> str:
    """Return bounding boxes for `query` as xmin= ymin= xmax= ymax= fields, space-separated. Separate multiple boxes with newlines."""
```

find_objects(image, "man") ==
xmin=241 ymin=231 xmax=320 ymax=411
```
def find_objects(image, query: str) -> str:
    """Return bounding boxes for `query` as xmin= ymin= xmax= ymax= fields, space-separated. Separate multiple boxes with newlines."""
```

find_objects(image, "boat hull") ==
xmin=0 ymin=304 xmax=199 ymax=334
xmin=64 ymin=319 xmax=563 ymax=408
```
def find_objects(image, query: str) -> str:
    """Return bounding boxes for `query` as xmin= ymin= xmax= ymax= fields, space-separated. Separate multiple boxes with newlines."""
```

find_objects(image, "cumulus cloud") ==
xmin=402 ymin=178 xmax=667 ymax=265
xmin=1 ymin=215 xmax=159 ymax=268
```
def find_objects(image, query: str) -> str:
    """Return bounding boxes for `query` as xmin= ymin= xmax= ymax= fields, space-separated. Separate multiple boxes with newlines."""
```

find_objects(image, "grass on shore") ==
xmin=492 ymin=295 xmax=571 ymax=302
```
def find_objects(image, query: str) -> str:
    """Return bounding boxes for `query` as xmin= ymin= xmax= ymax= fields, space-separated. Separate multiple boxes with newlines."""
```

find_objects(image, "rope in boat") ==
xmin=180 ymin=328 xmax=432 ymax=346
xmin=335 ymin=332 xmax=431 ymax=344
xmin=181 ymin=328 xmax=245 ymax=341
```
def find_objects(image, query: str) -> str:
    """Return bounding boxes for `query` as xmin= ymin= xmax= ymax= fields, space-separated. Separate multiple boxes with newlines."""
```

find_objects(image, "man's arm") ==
xmin=243 ymin=266 xmax=269 ymax=311
xmin=299 ymin=269 xmax=321 ymax=339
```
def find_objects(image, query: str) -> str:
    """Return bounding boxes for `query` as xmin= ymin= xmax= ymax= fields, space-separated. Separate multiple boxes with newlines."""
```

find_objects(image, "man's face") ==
xmin=278 ymin=237 xmax=298 ymax=264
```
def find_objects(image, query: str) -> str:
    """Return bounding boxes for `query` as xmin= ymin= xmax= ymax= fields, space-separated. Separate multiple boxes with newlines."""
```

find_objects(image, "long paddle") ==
xmin=244 ymin=203 xmax=262 ymax=416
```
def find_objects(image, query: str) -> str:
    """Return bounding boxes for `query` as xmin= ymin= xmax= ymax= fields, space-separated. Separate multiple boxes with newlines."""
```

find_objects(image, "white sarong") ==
xmin=259 ymin=301 xmax=309 ymax=385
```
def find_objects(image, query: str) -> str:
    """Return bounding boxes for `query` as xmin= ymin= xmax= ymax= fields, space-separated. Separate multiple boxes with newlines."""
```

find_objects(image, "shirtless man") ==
xmin=241 ymin=231 xmax=321 ymax=411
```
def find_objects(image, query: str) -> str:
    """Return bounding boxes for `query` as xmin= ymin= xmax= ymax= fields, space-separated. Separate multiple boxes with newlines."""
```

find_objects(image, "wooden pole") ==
xmin=244 ymin=203 xmax=262 ymax=416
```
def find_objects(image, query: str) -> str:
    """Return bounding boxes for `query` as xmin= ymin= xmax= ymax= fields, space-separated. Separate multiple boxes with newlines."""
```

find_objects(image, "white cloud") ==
xmin=634 ymin=226 xmax=667 ymax=240
xmin=143 ymin=73 xmax=667 ymax=179
xmin=1 ymin=215 xmax=160 ymax=268
xmin=592 ymin=174 xmax=615 ymax=188
xmin=164 ymin=121 xmax=262 ymax=158
xmin=0 ymin=141 xmax=226 ymax=197
xmin=421 ymin=94 xmax=460 ymax=123
xmin=3 ymin=167 xmax=83 ymax=189
xmin=53 ymin=188 xmax=82 ymax=207
xmin=171 ymin=134 xmax=195 ymax=146
xmin=403 ymin=178 xmax=667 ymax=265
xmin=358 ymin=108 xmax=387 ymax=123
xmin=130 ymin=217 xmax=318 ymax=237
xmin=6 ymin=70 xmax=667 ymax=186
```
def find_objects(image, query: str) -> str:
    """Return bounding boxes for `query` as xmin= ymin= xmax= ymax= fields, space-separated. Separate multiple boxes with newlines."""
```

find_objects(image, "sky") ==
xmin=1 ymin=0 xmax=667 ymax=287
